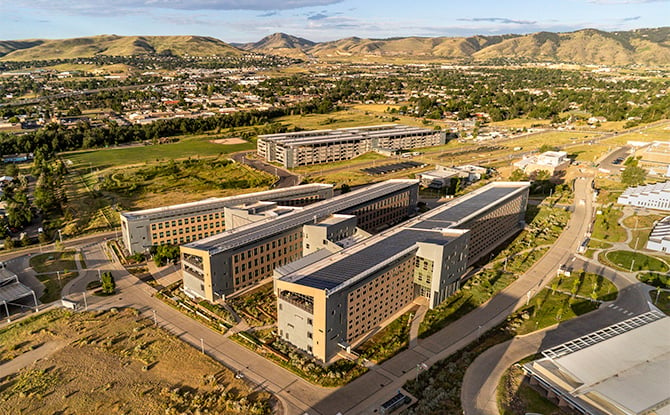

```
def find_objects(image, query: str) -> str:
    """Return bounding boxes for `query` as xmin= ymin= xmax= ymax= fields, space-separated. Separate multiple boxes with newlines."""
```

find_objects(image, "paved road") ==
xmin=461 ymin=257 xmax=652 ymax=415
xmin=230 ymin=151 xmax=300 ymax=188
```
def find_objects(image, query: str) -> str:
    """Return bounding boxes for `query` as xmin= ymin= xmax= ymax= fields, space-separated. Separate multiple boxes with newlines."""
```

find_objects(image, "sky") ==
xmin=1 ymin=0 xmax=669 ymax=42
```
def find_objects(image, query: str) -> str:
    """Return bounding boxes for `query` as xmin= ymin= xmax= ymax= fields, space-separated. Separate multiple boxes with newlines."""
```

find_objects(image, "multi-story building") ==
xmin=180 ymin=180 xmax=419 ymax=301
xmin=275 ymin=181 xmax=529 ymax=362
xmin=120 ymin=184 xmax=334 ymax=254
xmin=617 ymin=181 xmax=670 ymax=211
xmin=514 ymin=151 xmax=570 ymax=177
xmin=258 ymin=124 xmax=447 ymax=168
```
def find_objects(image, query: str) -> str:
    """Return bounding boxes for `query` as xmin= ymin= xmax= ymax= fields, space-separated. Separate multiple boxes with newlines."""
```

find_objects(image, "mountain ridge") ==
xmin=1 ymin=27 xmax=669 ymax=65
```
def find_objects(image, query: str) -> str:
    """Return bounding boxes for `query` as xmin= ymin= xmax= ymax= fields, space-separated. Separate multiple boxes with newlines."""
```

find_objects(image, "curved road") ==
xmin=461 ymin=257 xmax=652 ymax=415
xmin=230 ymin=150 xmax=300 ymax=188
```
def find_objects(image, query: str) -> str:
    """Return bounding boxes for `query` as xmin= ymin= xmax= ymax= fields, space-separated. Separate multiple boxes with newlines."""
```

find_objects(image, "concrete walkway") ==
xmin=408 ymin=297 xmax=429 ymax=348
xmin=0 ymin=341 xmax=67 ymax=379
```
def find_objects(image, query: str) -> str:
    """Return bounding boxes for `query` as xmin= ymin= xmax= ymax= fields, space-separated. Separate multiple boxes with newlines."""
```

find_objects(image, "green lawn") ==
xmin=600 ymin=250 xmax=669 ymax=273
xmin=650 ymin=289 xmax=670 ymax=315
xmin=37 ymin=271 xmax=78 ymax=303
xmin=29 ymin=251 xmax=77 ymax=274
xmin=62 ymin=139 xmax=254 ymax=170
xmin=591 ymin=207 xmax=626 ymax=242
xmin=513 ymin=272 xmax=617 ymax=335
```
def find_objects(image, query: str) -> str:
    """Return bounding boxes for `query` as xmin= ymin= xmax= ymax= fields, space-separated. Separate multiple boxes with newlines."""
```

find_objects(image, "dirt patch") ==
xmin=0 ymin=308 xmax=273 ymax=414
xmin=210 ymin=137 xmax=247 ymax=145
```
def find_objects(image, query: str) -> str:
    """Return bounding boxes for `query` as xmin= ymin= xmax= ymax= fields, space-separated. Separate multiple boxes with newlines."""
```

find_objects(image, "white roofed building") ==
xmin=617 ymin=181 xmax=670 ymax=212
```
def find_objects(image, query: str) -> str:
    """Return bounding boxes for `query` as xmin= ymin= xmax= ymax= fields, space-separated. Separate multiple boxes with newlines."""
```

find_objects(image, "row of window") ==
xmin=150 ymin=212 xmax=223 ymax=231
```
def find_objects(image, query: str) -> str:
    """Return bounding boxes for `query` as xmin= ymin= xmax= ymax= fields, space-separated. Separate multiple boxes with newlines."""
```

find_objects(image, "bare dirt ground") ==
xmin=0 ymin=308 xmax=273 ymax=414
xmin=210 ymin=137 xmax=246 ymax=145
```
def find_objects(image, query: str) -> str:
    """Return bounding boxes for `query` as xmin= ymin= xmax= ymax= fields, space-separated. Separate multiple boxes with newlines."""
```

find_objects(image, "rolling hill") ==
xmin=0 ymin=35 xmax=242 ymax=61
xmin=0 ymin=27 xmax=668 ymax=65
xmin=253 ymin=27 xmax=670 ymax=65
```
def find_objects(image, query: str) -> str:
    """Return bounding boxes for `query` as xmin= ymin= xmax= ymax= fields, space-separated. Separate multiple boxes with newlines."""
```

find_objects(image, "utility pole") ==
xmin=153 ymin=309 xmax=157 ymax=326
xmin=82 ymin=290 xmax=88 ymax=311
xmin=629 ymin=259 xmax=635 ymax=273
xmin=200 ymin=338 xmax=205 ymax=354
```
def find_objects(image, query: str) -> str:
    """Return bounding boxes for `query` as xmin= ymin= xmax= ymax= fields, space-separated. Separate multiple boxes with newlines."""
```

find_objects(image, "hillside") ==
xmin=255 ymin=27 xmax=670 ymax=65
xmin=0 ymin=35 xmax=242 ymax=61
xmin=238 ymin=32 xmax=315 ymax=59
xmin=1 ymin=27 xmax=668 ymax=65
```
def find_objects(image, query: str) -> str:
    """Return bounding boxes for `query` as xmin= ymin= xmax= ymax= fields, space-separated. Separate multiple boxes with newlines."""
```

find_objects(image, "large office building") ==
xmin=617 ymin=181 xmax=670 ymax=212
xmin=180 ymin=180 xmax=419 ymax=301
xmin=275 ymin=181 xmax=529 ymax=362
xmin=257 ymin=124 xmax=446 ymax=168
xmin=523 ymin=311 xmax=669 ymax=415
xmin=120 ymin=184 xmax=334 ymax=254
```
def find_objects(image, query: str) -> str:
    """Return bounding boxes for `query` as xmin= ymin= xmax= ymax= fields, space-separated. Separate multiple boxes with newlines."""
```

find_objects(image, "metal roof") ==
xmin=121 ymin=183 xmax=333 ymax=221
xmin=527 ymin=311 xmax=670 ymax=415
xmin=183 ymin=180 xmax=418 ymax=254
xmin=0 ymin=282 xmax=34 ymax=303
xmin=279 ymin=181 xmax=529 ymax=293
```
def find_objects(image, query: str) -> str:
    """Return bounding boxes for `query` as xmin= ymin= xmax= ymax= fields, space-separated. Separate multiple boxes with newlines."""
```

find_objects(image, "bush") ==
xmin=101 ymin=272 xmax=116 ymax=295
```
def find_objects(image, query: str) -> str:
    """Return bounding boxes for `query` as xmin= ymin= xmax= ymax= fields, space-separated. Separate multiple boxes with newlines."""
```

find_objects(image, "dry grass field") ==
xmin=0 ymin=308 xmax=273 ymax=414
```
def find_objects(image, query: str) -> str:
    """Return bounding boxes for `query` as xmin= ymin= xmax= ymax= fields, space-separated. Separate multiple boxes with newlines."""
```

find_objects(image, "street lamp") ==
xmin=57 ymin=229 xmax=63 ymax=244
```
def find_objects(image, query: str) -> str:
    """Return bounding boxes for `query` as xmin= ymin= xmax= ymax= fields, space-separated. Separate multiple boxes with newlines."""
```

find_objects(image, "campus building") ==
xmin=523 ymin=311 xmax=669 ymax=415
xmin=180 ymin=180 xmax=419 ymax=301
xmin=514 ymin=151 xmax=570 ymax=177
xmin=617 ymin=181 xmax=670 ymax=212
xmin=646 ymin=216 xmax=670 ymax=253
xmin=257 ymin=124 xmax=447 ymax=168
xmin=275 ymin=181 xmax=529 ymax=362
xmin=635 ymin=140 xmax=670 ymax=177
xmin=120 ymin=184 xmax=334 ymax=254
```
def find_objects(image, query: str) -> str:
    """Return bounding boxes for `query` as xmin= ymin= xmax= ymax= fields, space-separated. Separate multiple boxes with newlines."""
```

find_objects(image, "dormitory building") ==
xmin=180 ymin=180 xmax=419 ymax=301
xmin=120 ymin=184 xmax=334 ymax=254
xmin=274 ymin=181 xmax=530 ymax=362
xmin=257 ymin=124 xmax=446 ymax=168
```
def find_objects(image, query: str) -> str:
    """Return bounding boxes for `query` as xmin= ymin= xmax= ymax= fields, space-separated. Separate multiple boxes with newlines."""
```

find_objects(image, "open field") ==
xmin=490 ymin=118 xmax=551 ymax=129
xmin=62 ymin=138 xmax=254 ymax=171
xmin=0 ymin=308 xmax=272 ymax=414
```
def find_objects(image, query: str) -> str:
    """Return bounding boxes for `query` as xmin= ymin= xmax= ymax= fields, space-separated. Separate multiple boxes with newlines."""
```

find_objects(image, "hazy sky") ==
xmin=2 ymin=0 xmax=668 ymax=42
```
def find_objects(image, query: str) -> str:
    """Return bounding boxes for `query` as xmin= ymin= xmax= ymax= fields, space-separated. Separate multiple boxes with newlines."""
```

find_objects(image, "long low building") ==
xmin=275 ymin=181 xmax=529 ymax=362
xmin=617 ymin=181 xmax=670 ymax=211
xmin=120 ymin=184 xmax=334 ymax=254
xmin=258 ymin=124 xmax=446 ymax=168
xmin=523 ymin=311 xmax=669 ymax=415
xmin=180 ymin=180 xmax=419 ymax=301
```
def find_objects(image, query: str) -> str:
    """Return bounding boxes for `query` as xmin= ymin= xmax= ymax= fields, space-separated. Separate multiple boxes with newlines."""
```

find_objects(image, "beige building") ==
xmin=275 ymin=181 xmax=530 ymax=362
xmin=258 ymin=124 xmax=446 ymax=168
xmin=180 ymin=180 xmax=419 ymax=301
xmin=120 ymin=184 xmax=333 ymax=254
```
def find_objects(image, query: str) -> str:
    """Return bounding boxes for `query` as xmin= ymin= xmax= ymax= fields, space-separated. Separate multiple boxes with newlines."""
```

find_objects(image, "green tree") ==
xmin=152 ymin=244 xmax=180 ymax=266
xmin=509 ymin=169 xmax=529 ymax=181
xmin=3 ymin=237 xmax=14 ymax=250
xmin=621 ymin=165 xmax=646 ymax=186
xmin=101 ymin=271 xmax=116 ymax=295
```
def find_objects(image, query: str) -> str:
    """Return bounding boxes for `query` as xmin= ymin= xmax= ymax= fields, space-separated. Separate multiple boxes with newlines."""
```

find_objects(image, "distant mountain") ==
xmin=0 ymin=35 xmax=242 ymax=61
xmin=237 ymin=33 xmax=315 ymax=59
xmin=246 ymin=27 xmax=670 ymax=66
xmin=1 ymin=28 xmax=668 ymax=65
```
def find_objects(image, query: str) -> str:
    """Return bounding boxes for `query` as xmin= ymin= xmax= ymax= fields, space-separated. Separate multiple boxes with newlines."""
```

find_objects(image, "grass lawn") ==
xmin=601 ymin=250 xmax=669 ymax=273
xmin=498 ymin=364 xmax=572 ymax=415
xmin=629 ymin=229 xmax=650 ymax=250
xmin=29 ymin=251 xmax=77 ymax=274
xmin=591 ymin=207 xmax=626 ymax=242
xmin=587 ymin=239 xmax=613 ymax=250
xmin=62 ymin=138 xmax=254 ymax=171
xmin=37 ymin=271 xmax=78 ymax=303
xmin=638 ymin=272 xmax=670 ymax=289
xmin=622 ymin=214 xmax=663 ymax=229
xmin=355 ymin=310 xmax=413 ymax=363
xmin=650 ymin=289 xmax=670 ymax=315
xmin=513 ymin=272 xmax=617 ymax=335
xmin=0 ymin=309 xmax=272 ymax=414
xmin=490 ymin=118 xmax=551 ymax=129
